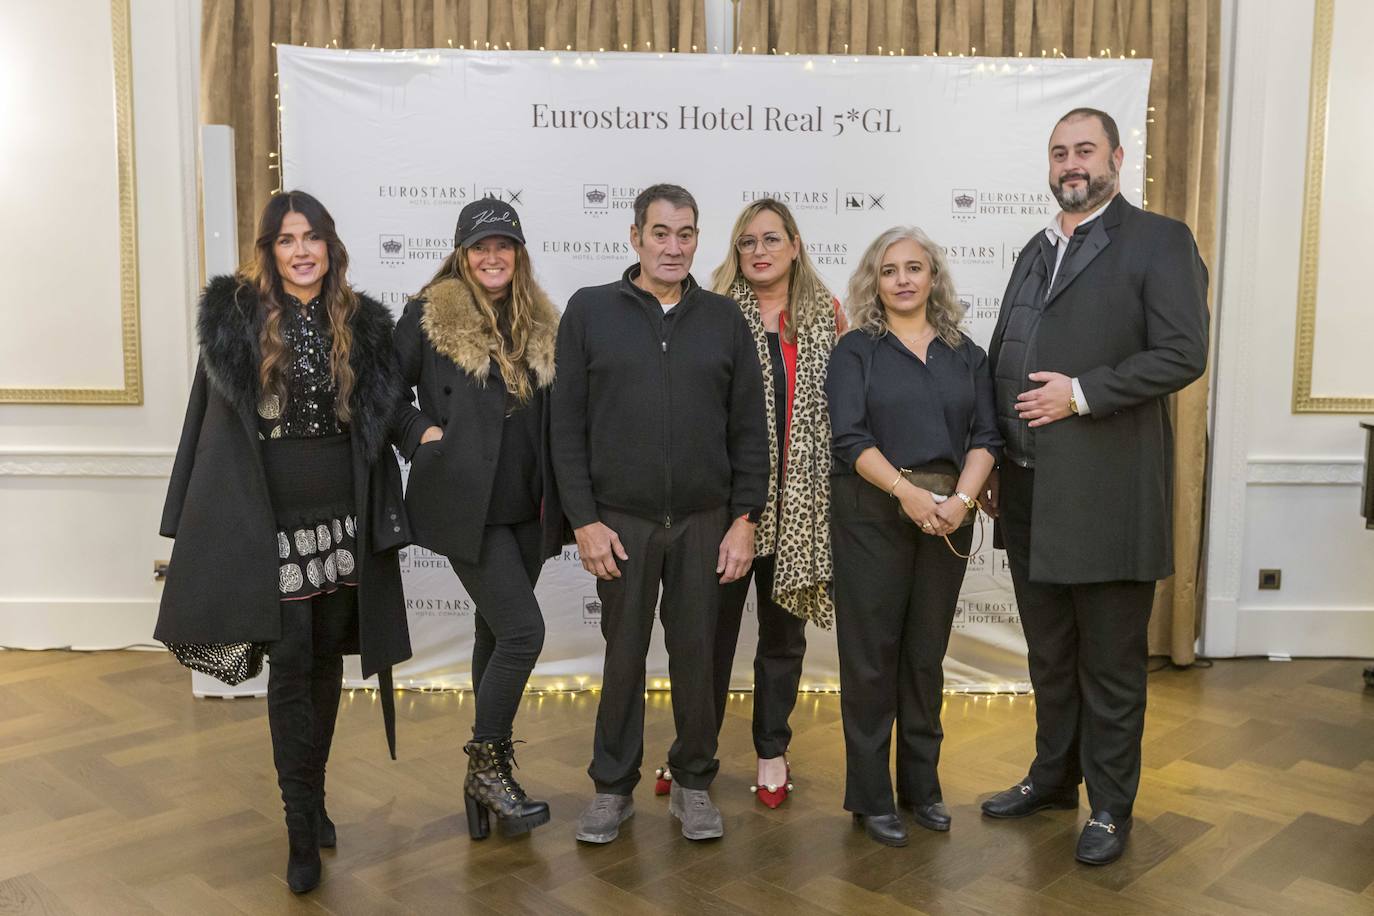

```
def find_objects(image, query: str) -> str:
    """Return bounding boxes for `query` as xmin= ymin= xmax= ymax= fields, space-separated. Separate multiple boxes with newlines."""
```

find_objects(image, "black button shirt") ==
xmin=825 ymin=330 xmax=1002 ymax=473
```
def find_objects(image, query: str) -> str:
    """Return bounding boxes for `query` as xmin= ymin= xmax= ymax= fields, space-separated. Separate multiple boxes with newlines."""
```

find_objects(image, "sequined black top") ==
xmin=257 ymin=294 xmax=346 ymax=439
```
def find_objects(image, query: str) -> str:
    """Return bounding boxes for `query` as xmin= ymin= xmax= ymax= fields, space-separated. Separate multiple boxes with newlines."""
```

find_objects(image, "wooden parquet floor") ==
xmin=2 ymin=652 xmax=1374 ymax=915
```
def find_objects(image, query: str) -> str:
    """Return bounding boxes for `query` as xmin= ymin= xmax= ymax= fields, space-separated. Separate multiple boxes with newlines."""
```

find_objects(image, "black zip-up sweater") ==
xmin=551 ymin=266 xmax=768 ymax=529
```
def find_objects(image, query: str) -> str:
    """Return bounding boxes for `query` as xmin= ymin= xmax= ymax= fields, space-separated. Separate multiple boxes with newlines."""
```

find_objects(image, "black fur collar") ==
xmin=197 ymin=274 xmax=402 ymax=458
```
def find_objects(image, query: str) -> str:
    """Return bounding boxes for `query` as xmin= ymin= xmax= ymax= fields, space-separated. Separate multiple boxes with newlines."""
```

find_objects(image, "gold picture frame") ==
xmin=1292 ymin=0 xmax=1374 ymax=413
xmin=0 ymin=0 xmax=142 ymax=404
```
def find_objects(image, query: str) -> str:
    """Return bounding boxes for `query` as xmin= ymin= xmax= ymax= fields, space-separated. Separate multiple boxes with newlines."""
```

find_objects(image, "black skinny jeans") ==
xmin=714 ymin=555 xmax=807 ymax=758
xmin=449 ymin=520 xmax=546 ymax=741
xmin=266 ymin=587 xmax=358 ymax=815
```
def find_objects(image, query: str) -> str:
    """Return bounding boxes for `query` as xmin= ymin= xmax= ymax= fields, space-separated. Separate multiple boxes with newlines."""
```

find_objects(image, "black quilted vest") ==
xmin=992 ymin=236 xmax=1059 ymax=467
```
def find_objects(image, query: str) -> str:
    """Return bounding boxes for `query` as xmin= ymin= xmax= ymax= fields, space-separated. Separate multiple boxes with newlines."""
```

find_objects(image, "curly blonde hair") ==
xmin=844 ymin=226 xmax=965 ymax=346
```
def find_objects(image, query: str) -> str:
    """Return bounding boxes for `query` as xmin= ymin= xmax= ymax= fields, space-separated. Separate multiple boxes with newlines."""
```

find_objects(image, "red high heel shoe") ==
xmin=751 ymin=762 xmax=793 ymax=809
xmin=653 ymin=765 xmax=672 ymax=796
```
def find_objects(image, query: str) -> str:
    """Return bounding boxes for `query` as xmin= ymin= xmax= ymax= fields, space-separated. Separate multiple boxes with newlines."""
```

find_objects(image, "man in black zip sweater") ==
xmin=553 ymin=184 xmax=768 ymax=843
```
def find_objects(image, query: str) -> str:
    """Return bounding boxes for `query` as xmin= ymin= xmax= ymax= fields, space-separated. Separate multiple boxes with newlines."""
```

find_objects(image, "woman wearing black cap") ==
xmin=394 ymin=198 xmax=562 ymax=840
xmin=156 ymin=190 xmax=411 ymax=893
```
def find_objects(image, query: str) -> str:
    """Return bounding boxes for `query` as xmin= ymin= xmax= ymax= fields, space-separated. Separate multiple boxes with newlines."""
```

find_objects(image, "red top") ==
xmin=774 ymin=298 xmax=846 ymax=484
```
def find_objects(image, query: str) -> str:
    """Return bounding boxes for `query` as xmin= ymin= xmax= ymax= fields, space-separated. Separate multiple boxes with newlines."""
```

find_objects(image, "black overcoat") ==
xmin=987 ymin=195 xmax=1209 ymax=584
xmin=392 ymin=277 xmax=565 ymax=565
xmin=155 ymin=276 xmax=413 ymax=679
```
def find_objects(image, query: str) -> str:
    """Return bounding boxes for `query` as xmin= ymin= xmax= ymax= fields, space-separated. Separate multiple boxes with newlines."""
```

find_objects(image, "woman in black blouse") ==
xmin=393 ymin=198 xmax=562 ymax=840
xmin=156 ymin=191 xmax=411 ymax=893
xmin=825 ymin=226 xmax=1001 ymax=847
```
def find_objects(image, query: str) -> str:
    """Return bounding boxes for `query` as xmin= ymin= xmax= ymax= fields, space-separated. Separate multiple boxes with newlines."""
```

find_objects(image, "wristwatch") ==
xmin=955 ymin=491 xmax=977 ymax=511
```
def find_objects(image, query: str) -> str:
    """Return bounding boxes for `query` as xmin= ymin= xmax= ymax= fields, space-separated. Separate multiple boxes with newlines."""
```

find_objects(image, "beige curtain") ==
xmin=738 ymin=0 xmax=1220 ymax=665
xmin=201 ymin=1 xmax=708 ymax=262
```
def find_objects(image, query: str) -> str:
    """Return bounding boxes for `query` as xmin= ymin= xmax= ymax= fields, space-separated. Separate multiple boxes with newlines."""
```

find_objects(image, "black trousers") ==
xmin=449 ymin=520 xmax=546 ymax=742
xmin=831 ymin=474 xmax=972 ymax=815
xmin=589 ymin=506 xmax=728 ymax=794
xmin=266 ymin=587 xmax=358 ymax=815
xmin=714 ymin=554 xmax=808 ymax=758
xmin=1000 ymin=461 xmax=1155 ymax=818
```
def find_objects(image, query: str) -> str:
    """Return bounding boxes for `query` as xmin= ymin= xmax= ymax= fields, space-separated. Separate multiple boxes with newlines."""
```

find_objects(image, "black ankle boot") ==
xmin=285 ymin=812 xmax=322 ymax=893
xmin=463 ymin=738 xmax=551 ymax=840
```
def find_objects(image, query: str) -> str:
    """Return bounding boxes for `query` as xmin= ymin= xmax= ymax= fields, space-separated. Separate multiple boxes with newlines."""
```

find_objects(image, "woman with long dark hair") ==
xmin=156 ymin=190 xmax=411 ymax=893
xmin=825 ymin=226 xmax=1001 ymax=846
xmin=393 ymin=198 xmax=562 ymax=840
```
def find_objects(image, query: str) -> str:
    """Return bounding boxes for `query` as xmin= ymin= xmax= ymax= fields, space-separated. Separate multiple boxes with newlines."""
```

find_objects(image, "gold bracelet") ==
xmin=888 ymin=473 xmax=904 ymax=497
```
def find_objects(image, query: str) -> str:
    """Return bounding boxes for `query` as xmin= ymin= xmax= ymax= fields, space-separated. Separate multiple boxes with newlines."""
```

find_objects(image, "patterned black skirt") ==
xmin=261 ymin=434 xmax=360 ymax=601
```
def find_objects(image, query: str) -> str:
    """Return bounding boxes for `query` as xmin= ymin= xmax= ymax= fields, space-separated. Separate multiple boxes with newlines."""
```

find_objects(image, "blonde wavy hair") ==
xmin=710 ymin=198 xmax=832 ymax=342
xmin=420 ymin=241 xmax=543 ymax=404
xmin=845 ymin=226 xmax=965 ymax=346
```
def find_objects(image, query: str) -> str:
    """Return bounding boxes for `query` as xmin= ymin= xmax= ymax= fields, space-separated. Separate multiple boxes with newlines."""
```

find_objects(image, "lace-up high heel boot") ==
xmin=462 ymin=738 xmax=551 ymax=839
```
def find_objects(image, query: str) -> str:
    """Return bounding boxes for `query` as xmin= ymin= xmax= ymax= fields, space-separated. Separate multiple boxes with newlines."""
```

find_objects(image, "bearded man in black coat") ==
xmin=981 ymin=109 xmax=1209 ymax=865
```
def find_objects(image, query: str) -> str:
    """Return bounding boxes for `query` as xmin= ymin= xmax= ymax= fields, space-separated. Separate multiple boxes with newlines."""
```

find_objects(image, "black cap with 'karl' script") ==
xmin=454 ymin=198 xmax=526 ymax=249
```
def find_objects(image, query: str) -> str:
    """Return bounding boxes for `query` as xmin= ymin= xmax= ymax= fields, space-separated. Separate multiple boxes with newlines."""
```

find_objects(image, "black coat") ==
xmin=988 ymin=195 xmax=1209 ymax=583
xmin=551 ymin=266 xmax=769 ymax=528
xmin=393 ymin=277 xmax=565 ymax=565
xmin=155 ymin=276 xmax=413 ymax=679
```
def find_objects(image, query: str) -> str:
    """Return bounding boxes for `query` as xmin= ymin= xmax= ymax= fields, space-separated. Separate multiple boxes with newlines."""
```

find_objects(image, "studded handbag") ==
xmin=165 ymin=641 xmax=266 ymax=685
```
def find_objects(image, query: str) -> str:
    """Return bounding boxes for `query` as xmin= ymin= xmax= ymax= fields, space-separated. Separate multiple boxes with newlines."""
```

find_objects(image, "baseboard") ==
xmin=0 ymin=599 xmax=160 ymax=650
xmin=1233 ymin=606 xmax=1374 ymax=657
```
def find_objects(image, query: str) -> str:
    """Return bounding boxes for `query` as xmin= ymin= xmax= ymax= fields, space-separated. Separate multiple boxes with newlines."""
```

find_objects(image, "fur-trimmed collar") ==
xmin=197 ymin=274 xmax=402 ymax=458
xmin=418 ymin=278 xmax=558 ymax=389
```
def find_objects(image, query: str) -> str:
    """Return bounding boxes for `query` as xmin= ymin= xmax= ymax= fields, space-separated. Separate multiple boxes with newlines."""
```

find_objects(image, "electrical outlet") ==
xmin=153 ymin=560 xmax=169 ymax=581
xmin=1258 ymin=568 xmax=1281 ymax=590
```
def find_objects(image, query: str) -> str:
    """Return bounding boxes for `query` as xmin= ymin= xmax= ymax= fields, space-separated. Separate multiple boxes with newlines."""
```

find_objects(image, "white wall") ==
xmin=1204 ymin=0 xmax=1374 ymax=657
xmin=0 ymin=0 xmax=200 ymax=648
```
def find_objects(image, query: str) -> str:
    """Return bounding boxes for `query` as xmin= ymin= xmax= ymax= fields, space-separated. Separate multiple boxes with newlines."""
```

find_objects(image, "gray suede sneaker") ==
xmin=574 ymin=793 xmax=634 ymax=844
xmin=668 ymin=783 xmax=723 ymax=840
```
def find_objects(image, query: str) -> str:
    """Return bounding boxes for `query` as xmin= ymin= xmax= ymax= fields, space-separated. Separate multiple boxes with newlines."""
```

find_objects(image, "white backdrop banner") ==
xmin=276 ymin=47 xmax=1150 ymax=693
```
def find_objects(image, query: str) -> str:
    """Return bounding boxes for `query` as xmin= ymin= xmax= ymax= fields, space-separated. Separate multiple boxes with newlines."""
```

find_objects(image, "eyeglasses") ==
xmin=735 ymin=232 xmax=789 ymax=254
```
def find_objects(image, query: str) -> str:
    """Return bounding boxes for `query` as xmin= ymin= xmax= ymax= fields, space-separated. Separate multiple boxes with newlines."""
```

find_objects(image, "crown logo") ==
xmin=382 ymin=238 xmax=403 ymax=254
xmin=585 ymin=188 xmax=607 ymax=203
xmin=953 ymin=193 xmax=975 ymax=209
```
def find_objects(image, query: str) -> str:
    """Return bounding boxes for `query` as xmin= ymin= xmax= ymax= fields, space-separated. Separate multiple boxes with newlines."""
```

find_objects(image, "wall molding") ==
xmin=0 ymin=450 xmax=174 ymax=478
xmin=1246 ymin=457 xmax=1363 ymax=485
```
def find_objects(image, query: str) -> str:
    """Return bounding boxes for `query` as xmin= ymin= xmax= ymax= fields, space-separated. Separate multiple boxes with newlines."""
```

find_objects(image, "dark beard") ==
xmin=1051 ymin=167 xmax=1117 ymax=213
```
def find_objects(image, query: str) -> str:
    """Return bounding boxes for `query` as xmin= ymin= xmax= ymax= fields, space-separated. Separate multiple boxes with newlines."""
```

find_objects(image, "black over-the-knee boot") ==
xmin=309 ymin=653 xmax=344 ymax=848
xmin=267 ymin=657 xmax=322 ymax=893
